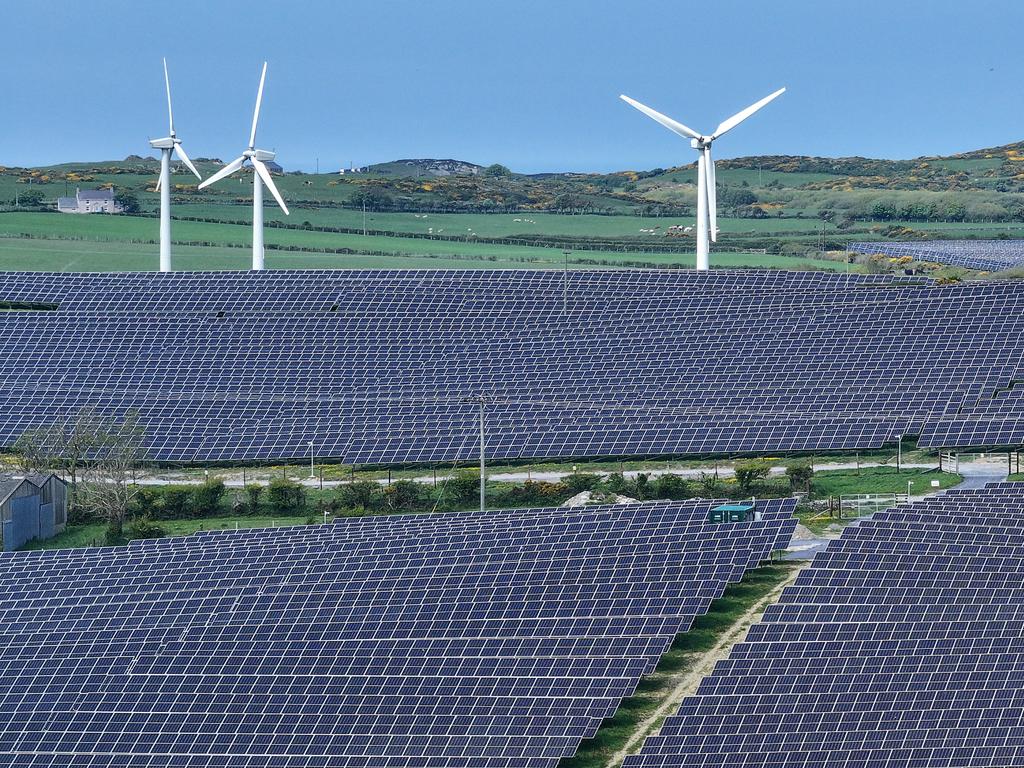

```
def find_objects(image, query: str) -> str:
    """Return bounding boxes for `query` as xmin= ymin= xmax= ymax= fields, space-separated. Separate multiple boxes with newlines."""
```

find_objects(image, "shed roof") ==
xmin=0 ymin=478 xmax=24 ymax=507
xmin=25 ymin=472 xmax=63 ymax=488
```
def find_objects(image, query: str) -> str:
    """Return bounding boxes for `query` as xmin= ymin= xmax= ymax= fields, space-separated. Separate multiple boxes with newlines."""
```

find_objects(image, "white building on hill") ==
xmin=57 ymin=188 xmax=124 ymax=214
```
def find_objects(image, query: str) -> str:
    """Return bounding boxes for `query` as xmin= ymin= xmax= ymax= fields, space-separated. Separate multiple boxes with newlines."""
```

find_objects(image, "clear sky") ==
xmin=2 ymin=0 xmax=1019 ymax=173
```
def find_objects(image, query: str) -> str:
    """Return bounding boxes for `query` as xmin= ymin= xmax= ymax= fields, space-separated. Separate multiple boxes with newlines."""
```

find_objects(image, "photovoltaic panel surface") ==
xmin=0 ymin=268 xmax=1019 ymax=463
xmin=0 ymin=498 xmax=795 ymax=767
xmin=848 ymin=240 xmax=1024 ymax=271
xmin=625 ymin=483 xmax=1024 ymax=768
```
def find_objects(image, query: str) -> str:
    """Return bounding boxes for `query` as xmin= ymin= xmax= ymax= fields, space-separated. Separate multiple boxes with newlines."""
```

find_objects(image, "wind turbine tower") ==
xmin=150 ymin=59 xmax=202 ymax=272
xmin=620 ymin=88 xmax=785 ymax=270
xmin=198 ymin=62 xmax=289 ymax=270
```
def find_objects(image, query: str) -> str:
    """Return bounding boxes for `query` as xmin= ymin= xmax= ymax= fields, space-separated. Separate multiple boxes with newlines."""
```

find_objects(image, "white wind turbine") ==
xmin=620 ymin=88 xmax=785 ymax=271
xmin=198 ymin=62 xmax=289 ymax=270
xmin=150 ymin=58 xmax=202 ymax=272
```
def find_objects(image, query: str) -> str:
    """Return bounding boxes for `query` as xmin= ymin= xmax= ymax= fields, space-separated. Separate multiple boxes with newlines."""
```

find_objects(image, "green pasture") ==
xmin=171 ymin=203 xmax=838 ymax=238
xmin=0 ymin=237 xmax=607 ymax=271
xmin=0 ymin=213 xmax=847 ymax=271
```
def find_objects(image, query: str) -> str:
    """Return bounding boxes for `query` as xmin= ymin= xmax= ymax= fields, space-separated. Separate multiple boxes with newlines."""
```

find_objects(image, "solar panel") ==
xmin=0 ymin=268 xmax=1019 ymax=463
xmin=848 ymin=239 xmax=1024 ymax=271
xmin=0 ymin=497 xmax=795 ymax=767
xmin=624 ymin=482 xmax=1024 ymax=768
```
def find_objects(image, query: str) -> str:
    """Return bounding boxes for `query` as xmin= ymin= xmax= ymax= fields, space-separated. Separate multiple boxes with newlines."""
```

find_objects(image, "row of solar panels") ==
xmin=626 ymin=482 xmax=1024 ymax=768
xmin=0 ymin=269 xmax=1021 ymax=462
xmin=0 ymin=498 xmax=794 ymax=767
xmin=849 ymin=240 xmax=1024 ymax=272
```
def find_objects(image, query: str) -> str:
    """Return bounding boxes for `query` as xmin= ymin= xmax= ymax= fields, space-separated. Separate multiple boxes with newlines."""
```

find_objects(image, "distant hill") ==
xmin=367 ymin=159 xmax=483 ymax=177
xmin=3 ymin=142 xmax=1024 ymax=226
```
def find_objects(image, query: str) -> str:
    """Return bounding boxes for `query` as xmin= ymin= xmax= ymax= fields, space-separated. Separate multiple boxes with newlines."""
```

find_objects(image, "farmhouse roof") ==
xmin=77 ymin=189 xmax=114 ymax=201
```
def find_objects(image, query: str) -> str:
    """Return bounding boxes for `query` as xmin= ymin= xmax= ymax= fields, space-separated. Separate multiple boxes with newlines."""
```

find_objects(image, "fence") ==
xmin=814 ymin=493 xmax=912 ymax=525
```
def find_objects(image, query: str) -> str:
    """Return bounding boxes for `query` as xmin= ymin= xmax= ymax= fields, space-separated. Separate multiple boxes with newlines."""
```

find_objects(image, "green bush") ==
xmin=268 ymin=478 xmax=306 ymax=515
xmin=104 ymin=522 xmax=126 ymax=546
xmin=633 ymin=472 xmax=650 ymax=500
xmin=160 ymin=487 xmax=193 ymax=519
xmin=785 ymin=461 xmax=814 ymax=492
xmin=562 ymin=473 xmax=602 ymax=493
xmin=192 ymin=479 xmax=226 ymax=517
xmin=604 ymin=473 xmax=628 ymax=494
xmin=695 ymin=472 xmax=723 ymax=497
xmin=68 ymin=503 xmax=100 ymax=525
xmin=383 ymin=480 xmax=428 ymax=512
xmin=448 ymin=471 xmax=480 ymax=503
xmin=734 ymin=460 xmax=772 ymax=493
xmin=126 ymin=513 xmax=166 ymax=540
xmin=338 ymin=480 xmax=377 ymax=511
xmin=245 ymin=484 xmax=264 ymax=515
xmin=654 ymin=473 xmax=691 ymax=500
xmin=505 ymin=480 xmax=564 ymax=507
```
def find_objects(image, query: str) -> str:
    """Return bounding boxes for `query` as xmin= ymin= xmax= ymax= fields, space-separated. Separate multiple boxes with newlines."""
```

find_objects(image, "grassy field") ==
xmin=171 ymin=203 xmax=840 ymax=237
xmin=0 ymin=212 xmax=848 ymax=271
xmin=20 ymin=514 xmax=316 ymax=551
xmin=561 ymin=563 xmax=800 ymax=768
xmin=810 ymin=465 xmax=961 ymax=497
xmin=0 ymin=236 xmax=633 ymax=271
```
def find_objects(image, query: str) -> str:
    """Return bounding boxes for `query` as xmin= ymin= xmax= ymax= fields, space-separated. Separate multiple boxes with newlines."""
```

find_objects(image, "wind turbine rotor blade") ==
xmin=705 ymin=147 xmax=717 ymax=242
xmin=619 ymin=94 xmax=701 ymax=141
xmin=154 ymin=174 xmax=161 ymax=193
xmin=253 ymin=159 xmax=289 ymax=215
xmin=198 ymin=155 xmax=246 ymax=189
xmin=163 ymin=58 xmax=174 ymax=136
xmin=248 ymin=61 xmax=268 ymax=149
xmin=173 ymin=143 xmax=202 ymax=181
xmin=710 ymin=87 xmax=786 ymax=140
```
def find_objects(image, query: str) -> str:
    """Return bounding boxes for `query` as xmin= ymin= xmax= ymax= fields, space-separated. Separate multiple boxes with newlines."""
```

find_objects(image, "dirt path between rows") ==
xmin=604 ymin=563 xmax=808 ymax=767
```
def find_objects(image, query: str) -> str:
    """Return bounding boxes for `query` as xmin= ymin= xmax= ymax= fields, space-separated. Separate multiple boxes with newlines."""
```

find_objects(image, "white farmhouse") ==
xmin=56 ymin=188 xmax=124 ymax=214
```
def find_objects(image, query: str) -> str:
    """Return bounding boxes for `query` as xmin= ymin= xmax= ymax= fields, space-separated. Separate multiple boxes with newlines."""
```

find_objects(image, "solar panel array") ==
xmin=848 ymin=240 xmax=1024 ymax=272
xmin=0 ymin=497 xmax=795 ymax=767
xmin=625 ymin=482 xmax=1024 ymax=768
xmin=0 ymin=268 xmax=1022 ymax=462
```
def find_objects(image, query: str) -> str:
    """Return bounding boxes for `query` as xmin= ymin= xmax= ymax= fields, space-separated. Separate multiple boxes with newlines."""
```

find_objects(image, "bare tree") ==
xmin=76 ymin=411 xmax=148 ymax=539
xmin=62 ymin=408 xmax=105 ymax=489
xmin=11 ymin=423 xmax=62 ymax=474
xmin=12 ymin=408 xmax=107 ymax=516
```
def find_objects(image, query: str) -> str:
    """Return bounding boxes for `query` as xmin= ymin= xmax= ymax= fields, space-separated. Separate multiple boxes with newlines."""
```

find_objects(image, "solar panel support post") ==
xmin=897 ymin=436 xmax=902 ymax=473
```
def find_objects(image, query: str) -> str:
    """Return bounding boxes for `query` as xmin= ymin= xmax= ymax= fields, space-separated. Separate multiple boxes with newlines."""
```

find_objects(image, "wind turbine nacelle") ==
xmin=149 ymin=137 xmax=176 ymax=150
xmin=253 ymin=149 xmax=276 ymax=162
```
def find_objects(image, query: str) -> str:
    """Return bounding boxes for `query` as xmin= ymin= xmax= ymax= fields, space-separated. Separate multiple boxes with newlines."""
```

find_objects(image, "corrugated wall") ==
xmin=1 ymin=479 xmax=67 ymax=551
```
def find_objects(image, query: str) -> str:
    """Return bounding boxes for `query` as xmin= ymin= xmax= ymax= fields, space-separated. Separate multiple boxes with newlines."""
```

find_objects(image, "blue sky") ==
xmin=2 ymin=0 xmax=1019 ymax=172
